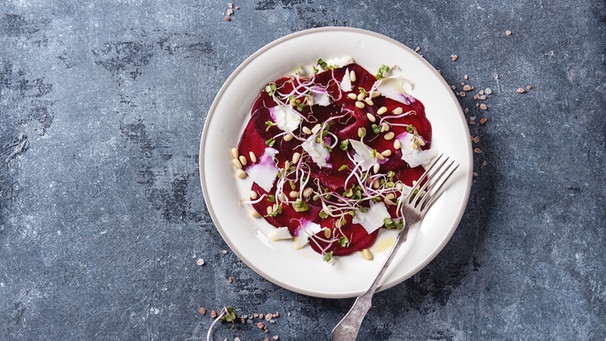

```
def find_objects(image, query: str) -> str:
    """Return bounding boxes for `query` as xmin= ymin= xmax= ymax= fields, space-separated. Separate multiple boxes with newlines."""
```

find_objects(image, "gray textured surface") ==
xmin=1 ymin=0 xmax=605 ymax=340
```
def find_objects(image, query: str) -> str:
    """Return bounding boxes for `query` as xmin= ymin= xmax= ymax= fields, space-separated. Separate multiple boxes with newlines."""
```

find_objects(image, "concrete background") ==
xmin=1 ymin=0 xmax=604 ymax=340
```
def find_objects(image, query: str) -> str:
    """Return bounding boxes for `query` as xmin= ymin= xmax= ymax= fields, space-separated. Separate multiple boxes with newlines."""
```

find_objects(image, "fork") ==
xmin=331 ymin=154 xmax=459 ymax=341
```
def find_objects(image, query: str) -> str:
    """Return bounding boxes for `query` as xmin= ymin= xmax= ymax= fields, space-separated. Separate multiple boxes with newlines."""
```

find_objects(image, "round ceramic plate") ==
xmin=199 ymin=27 xmax=472 ymax=298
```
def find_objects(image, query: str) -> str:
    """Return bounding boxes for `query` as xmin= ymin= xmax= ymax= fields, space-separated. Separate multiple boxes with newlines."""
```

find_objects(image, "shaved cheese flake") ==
xmin=267 ymin=227 xmax=293 ymax=241
xmin=353 ymin=202 xmax=391 ymax=234
xmin=349 ymin=139 xmax=377 ymax=172
xmin=340 ymin=68 xmax=352 ymax=92
xmin=301 ymin=136 xmax=331 ymax=168
xmin=311 ymin=86 xmax=331 ymax=107
xmin=397 ymin=132 xmax=436 ymax=168
xmin=293 ymin=220 xmax=322 ymax=249
xmin=245 ymin=148 xmax=279 ymax=192
xmin=269 ymin=104 xmax=302 ymax=133
xmin=376 ymin=67 xmax=416 ymax=105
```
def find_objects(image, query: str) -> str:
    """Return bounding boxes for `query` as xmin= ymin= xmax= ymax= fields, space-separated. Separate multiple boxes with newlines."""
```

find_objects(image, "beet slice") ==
xmin=309 ymin=214 xmax=379 ymax=256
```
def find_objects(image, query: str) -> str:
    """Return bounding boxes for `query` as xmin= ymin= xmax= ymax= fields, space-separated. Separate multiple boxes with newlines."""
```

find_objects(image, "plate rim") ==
xmin=199 ymin=26 xmax=473 ymax=298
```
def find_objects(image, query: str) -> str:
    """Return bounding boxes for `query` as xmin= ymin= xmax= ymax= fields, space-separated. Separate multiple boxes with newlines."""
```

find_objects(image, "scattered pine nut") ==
xmin=230 ymin=148 xmax=239 ymax=159
xmin=381 ymin=149 xmax=392 ymax=157
xmin=349 ymin=70 xmax=357 ymax=82
xmin=361 ymin=248 xmax=374 ymax=260
xmin=357 ymin=93 xmax=365 ymax=101
xmin=232 ymin=158 xmax=243 ymax=169
xmin=283 ymin=133 xmax=293 ymax=141
xmin=292 ymin=152 xmax=301 ymax=164
xmin=303 ymin=187 xmax=313 ymax=198
xmin=239 ymin=155 xmax=247 ymax=166
xmin=235 ymin=169 xmax=247 ymax=179
xmin=373 ymin=163 xmax=380 ymax=174
xmin=377 ymin=106 xmax=388 ymax=115
xmin=289 ymin=191 xmax=299 ymax=199
xmin=393 ymin=107 xmax=403 ymax=115
xmin=393 ymin=139 xmax=401 ymax=149
xmin=365 ymin=98 xmax=374 ymax=106
xmin=366 ymin=113 xmax=376 ymax=122
xmin=355 ymin=101 xmax=365 ymax=109
xmin=371 ymin=90 xmax=381 ymax=98
xmin=347 ymin=93 xmax=357 ymax=100
xmin=250 ymin=190 xmax=258 ymax=200
xmin=266 ymin=206 xmax=273 ymax=215
xmin=311 ymin=124 xmax=322 ymax=134
xmin=386 ymin=193 xmax=396 ymax=200
xmin=302 ymin=126 xmax=312 ymax=135
xmin=381 ymin=122 xmax=390 ymax=132
xmin=324 ymin=228 xmax=331 ymax=238
xmin=249 ymin=151 xmax=257 ymax=163
xmin=384 ymin=132 xmax=395 ymax=140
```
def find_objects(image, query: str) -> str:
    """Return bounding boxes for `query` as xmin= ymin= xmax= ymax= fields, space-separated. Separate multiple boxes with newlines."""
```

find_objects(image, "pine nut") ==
xmin=366 ymin=113 xmax=376 ymax=123
xmin=289 ymin=191 xmax=299 ymax=199
xmin=232 ymin=158 xmax=243 ymax=169
xmin=386 ymin=193 xmax=396 ymax=200
xmin=279 ymin=193 xmax=288 ymax=203
xmin=375 ymin=152 xmax=385 ymax=161
xmin=303 ymin=187 xmax=313 ymax=198
xmin=283 ymin=133 xmax=293 ymax=141
xmin=302 ymin=126 xmax=312 ymax=135
xmin=371 ymin=90 xmax=381 ymax=98
xmin=355 ymin=101 xmax=365 ymax=109
xmin=381 ymin=149 xmax=392 ymax=157
xmin=357 ymin=93 xmax=365 ymax=101
xmin=312 ymin=124 xmax=322 ymax=134
xmin=377 ymin=106 xmax=388 ymax=115
xmin=361 ymin=248 xmax=374 ymax=260
xmin=393 ymin=107 xmax=403 ymax=115
xmin=266 ymin=206 xmax=273 ymax=215
xmin=384 ymin=132 xmax=395 ymax=140
xmin=373 ymin=163 xmax=380 ymax=174
xmin=249 ymin=191 xmax=258 ymax=200
xmin=381 ymin=122 xmax=390 ymax=132
xmin=365 ymin=98 xmax=374 ymax=106
xmin=235 ymin=169 xmax=247 ymax=179
xmin=230 ymin=147 xmax=239 ymax=159
xmin=284 ymin=160 xmax=290 ymax=170
xmin=393 ymin=139 xmax=401 ymax=149
xmin=292 ymin=152 xmax=301 ymax=164
xmin=251 ymin=210 xmax=261 ymax=218
xmin=349 ymin=70 xmax=356 ymax=82
xmin=416 ymin=137 xmax=426 ymax=146
xmin=249 ymin=151 xmax=257 ymax=163
xmin=347 ymin=93 xmax=357 ymax=100
xmin=324 ymin=228 xmax=331 ymax=238
xmin=239 ymin=155 xmax=247 ymax=166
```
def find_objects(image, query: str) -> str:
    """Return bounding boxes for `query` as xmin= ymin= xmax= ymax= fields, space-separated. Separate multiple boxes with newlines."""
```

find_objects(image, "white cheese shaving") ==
xmin=245 ymin=148 xmax=279 ymax=192
xmin=340 ymin=68 xmax=352 ymax=92
xmin=301 ymin=136 xmax=331 ymax=168
xmin=376 ymin=66 xmax=415 ymax=104
xmin=311 ymin=86 xmax=331 ymax=106
xmin=353 ymin=202 xmax=391 ymax=234
xmin=349 ymin=139 xmax=377 ymax=172
xmin=269 ymin=104 xmax=301 ymax=133
xmin=397 ymin=132 xmax=436 ymax=168
xmin=293 ymin=220 xmax=322 ymax=249
xmin=325 ymin=56 xmax=355 ymax=68
xmin=267 ymin=227 xmax=292 ymax=241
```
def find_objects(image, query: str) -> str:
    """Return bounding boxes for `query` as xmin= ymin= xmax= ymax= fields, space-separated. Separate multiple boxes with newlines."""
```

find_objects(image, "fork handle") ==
xmin=331 ymin=224 xmax=411 ymax=341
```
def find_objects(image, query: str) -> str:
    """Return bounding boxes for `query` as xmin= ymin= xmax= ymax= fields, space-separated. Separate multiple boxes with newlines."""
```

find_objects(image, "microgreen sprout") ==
xmin=323 ymin=251 xmax=333 ymax=262
xmin=340 ymin=139 xmax=349 ymax=151
xmin=376 ymin=64 xmax=391 ymax=80
xmin=206 ymin=306 xmax=237 ymax=341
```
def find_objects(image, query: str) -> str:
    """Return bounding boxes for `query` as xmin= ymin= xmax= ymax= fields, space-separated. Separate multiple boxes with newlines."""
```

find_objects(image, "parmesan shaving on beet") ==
xmin=397 ymin=132 xmax=436 ymax=168
xmin=349 ymin=139 xmax=378 ymax=172
xmin=269 ymin=104 xmax=301 ymax=133
xmin=301 ymin=136 xmax=331 ymax=168
xmin=311 ymin=86 xmax=331 ymax=106
xmin=293 ymin=220 xmax=322 ymax=249
xmin=353 ymin=201 xmax=391 ymax=234
xmin=245 ymin=148 xmax=279 ymax=192
xmin=340 ymin=68 xmax=352 ymax=92
xmin=267 ymin=226 xmax=292 ymax=241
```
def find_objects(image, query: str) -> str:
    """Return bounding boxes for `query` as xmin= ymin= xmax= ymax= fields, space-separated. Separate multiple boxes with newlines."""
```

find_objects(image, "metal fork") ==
xmin=331 ymin=154 xmax=459 ymax=341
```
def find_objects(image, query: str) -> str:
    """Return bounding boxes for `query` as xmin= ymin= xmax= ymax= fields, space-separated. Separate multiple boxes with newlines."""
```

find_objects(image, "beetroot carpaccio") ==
xmin=232 ymin=58 xmax=436 ymax=263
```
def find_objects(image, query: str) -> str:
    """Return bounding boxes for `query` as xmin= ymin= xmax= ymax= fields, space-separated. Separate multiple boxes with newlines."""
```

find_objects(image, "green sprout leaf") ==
xmin=376 ymin=64 xmax=391 ymax=80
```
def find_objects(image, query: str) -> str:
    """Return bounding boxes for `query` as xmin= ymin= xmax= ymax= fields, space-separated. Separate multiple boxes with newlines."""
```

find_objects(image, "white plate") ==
xmin=199 ymin=27 xmax=472 ymax=298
